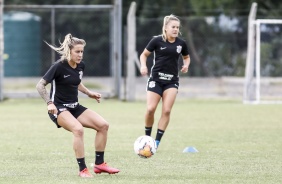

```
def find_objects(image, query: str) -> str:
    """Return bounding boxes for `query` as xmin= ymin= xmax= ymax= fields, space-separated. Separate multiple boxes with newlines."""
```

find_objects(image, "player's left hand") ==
xmin=181 ymin=65 xmax=189 ymax=73
xmin=88 ymin=91 xmax=102 ymax=103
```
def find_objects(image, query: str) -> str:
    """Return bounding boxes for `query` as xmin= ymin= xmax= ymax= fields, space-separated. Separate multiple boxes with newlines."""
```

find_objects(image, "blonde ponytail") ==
xmin=45 ymin=33 xmax=86 ymax=61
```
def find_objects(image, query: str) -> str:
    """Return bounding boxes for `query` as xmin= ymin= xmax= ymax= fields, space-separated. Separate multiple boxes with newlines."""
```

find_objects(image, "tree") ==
xmin=4 ymin=0 xmax=282 ymax=76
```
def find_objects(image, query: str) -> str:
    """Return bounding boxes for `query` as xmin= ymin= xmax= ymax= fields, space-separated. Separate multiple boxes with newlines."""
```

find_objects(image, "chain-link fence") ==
xmin=4 ymin=7 xmax=113 ymax=77
xmin=136 ymin=15 xmax=249 ymax=77
xmin=1 ymin=4 xmax=282 ymax=100
xmin=2 ymin=4 xmax=122 ymax=99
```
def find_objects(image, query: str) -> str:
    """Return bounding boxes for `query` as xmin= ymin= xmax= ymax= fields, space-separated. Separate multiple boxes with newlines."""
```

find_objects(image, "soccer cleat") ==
xmin=79 ymin=168 xmax=93 ymax=178
xmin=94 ymin=162 xmax=120 ymax=174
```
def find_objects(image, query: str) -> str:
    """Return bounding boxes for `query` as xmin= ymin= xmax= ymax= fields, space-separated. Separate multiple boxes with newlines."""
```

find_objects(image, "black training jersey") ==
xmin=43 ymin=59 xmax=84 ymax=105
xmin=146 ymin=35 xmax=189 ymax=83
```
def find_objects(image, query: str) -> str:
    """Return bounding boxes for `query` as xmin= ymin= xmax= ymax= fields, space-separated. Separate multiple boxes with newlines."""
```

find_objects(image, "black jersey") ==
xmin=146 ymin=35 xmax=189 ymax=83
xmin=43 ymin=59 xmax=84 ymax=105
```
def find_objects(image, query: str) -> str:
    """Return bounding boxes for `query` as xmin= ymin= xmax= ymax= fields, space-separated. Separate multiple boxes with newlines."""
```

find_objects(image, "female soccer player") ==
xmin=36 ymin=34 xmax=119 ymax=178
xmin=139 ymin=15 xmax=190 ymax=148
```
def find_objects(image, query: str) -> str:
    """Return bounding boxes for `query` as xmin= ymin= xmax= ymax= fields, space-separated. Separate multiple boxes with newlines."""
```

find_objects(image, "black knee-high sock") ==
xmin=145 ymin=127 xmax=152 ymax=136
xmin=155 ymin=129 xmax=165 ymax=141
xmin=95 ymin=151 xmax=104 ymax=165
xmin=77 ymin=157 xmax=87 ymax=171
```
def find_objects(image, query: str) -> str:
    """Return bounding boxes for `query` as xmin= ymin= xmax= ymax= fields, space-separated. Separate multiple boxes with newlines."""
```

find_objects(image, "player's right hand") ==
xmin=140 ymin=66 xmax=148 ymax=76
xmin=47 ymin=104 xmax=58 ymax=114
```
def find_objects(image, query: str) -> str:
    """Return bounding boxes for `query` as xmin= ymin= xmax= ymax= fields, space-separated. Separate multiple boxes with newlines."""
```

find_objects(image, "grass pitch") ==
xmin=0 ymin=98 xmax=282 ymax=184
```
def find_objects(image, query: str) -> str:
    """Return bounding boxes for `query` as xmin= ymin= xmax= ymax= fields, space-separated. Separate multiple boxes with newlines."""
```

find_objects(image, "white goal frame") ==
xmin=244 ymin=2 xmax=282 ymax=104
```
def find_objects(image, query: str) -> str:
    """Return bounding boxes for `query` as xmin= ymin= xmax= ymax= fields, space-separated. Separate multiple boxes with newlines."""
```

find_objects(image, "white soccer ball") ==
xmin=134 ymin=135 xmax=157 ymax=158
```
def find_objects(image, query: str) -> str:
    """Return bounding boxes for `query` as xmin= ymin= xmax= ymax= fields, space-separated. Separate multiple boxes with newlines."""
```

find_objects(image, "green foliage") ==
xmin=4 ymin=0 xmax=282 ymax=77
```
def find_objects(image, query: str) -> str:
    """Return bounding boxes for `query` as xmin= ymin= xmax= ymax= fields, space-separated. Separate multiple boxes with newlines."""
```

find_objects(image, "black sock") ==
xmin=145 ymin=127 xmax=152 ymax=136
xmin=155 ymin=129 xmax=165 ymax=142
xmin=95 ymin=151 xmax=104 ymax=165
xmin=77 ymin=157 xmax=87 ymax=172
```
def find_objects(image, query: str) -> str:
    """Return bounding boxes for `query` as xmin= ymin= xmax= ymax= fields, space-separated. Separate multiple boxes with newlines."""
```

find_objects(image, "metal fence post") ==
xmin=0 ymin=0 xmax=4 ymax=101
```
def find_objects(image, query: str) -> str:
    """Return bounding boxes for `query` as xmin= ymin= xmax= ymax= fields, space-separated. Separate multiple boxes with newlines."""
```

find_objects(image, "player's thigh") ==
xmin=77 ymin=109 xmax=108 ymax=130
xmin=57 ymin=111 xmax=83 ymax=132
xmin=146 ymin=91 xmax=161 ymax=111
xmin=162 ymin=88 xmax=178 ymax=111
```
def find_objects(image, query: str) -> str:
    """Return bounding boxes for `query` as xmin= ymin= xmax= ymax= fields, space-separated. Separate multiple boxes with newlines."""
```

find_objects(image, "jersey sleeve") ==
xmin=181 ymin=40 xmax=189 ymax=56
xmin=81 ymin=61 xmax=85 ymax=72
xmin=145 ymin=36 xmax=159 ymax=52
xmin=42 ymin=62 xmax=58 ymax=83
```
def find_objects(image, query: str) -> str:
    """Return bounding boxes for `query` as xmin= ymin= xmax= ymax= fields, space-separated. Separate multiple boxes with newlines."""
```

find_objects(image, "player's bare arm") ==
xmin=78 ymin=83 xmax=101 ymax=103
xmin=140 ymin=49 xmax=151 ymax=76
xmin=78 ymin=83 xmax=90 ymax=95
xmin=36 ymin=78 xmax=51 ymax=103
xmin=36 ymin=79 xmax=57 ymax=114
xmin=181 ymin=55 xmax=190 ymax=73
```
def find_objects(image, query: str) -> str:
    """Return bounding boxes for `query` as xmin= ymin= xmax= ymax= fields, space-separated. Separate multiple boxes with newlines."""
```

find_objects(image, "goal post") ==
xmin=244 ymin=2 xmax=282 ymax=104
xmin=254 ymin=19 xmax=282 ymax=104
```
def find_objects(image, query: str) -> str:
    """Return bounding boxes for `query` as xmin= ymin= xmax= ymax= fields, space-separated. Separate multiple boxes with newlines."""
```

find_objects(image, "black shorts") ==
xmin=146 ymin=78 xmax=179 ymax=97
xmin=48 ymin=103 xmax=87 ymax=128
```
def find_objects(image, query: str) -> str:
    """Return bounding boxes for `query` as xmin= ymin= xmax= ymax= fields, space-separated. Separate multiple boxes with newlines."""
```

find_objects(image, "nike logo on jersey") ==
xmin=64 ymin=75 xmax=70 ymax=78
xmin=160 ymin=47 xmax=166 ymax=50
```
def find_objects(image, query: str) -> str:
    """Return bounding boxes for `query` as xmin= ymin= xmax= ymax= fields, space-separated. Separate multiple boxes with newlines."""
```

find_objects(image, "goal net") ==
xmin=244 ymin=3 xmax=282 ymax=104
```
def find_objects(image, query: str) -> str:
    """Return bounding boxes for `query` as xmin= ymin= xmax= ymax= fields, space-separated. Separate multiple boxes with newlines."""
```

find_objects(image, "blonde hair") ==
xmin=161 ymin=14 xmax=181 ymax=42
xmin=45 ymin=33 xmax=86 ymax=61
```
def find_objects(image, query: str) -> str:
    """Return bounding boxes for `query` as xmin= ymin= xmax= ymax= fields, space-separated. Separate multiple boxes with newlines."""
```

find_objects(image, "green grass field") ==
xmin=0 ymin=98 xmax=282 ymax=184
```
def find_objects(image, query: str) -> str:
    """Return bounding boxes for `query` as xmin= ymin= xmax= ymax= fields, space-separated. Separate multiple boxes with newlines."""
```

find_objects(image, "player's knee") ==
xmin=162 ymin=109 xmax=171 ymax=116
xmin=147 ymin=107 xmax=156 ymax=116
xmin=73 ymin=126 xmax=84 ymax=137
xmin=99 ymin=121 xmax=109 ymax=132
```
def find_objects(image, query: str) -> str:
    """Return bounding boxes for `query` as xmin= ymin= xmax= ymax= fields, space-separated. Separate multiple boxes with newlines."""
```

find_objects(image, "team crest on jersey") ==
xmin=79 ymin=71 xmax=83 ymax=79
xmin=148 ymin=81 xmax=156 ymax=88
xmin=176 ymin=45 xmax=182 ymax=53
